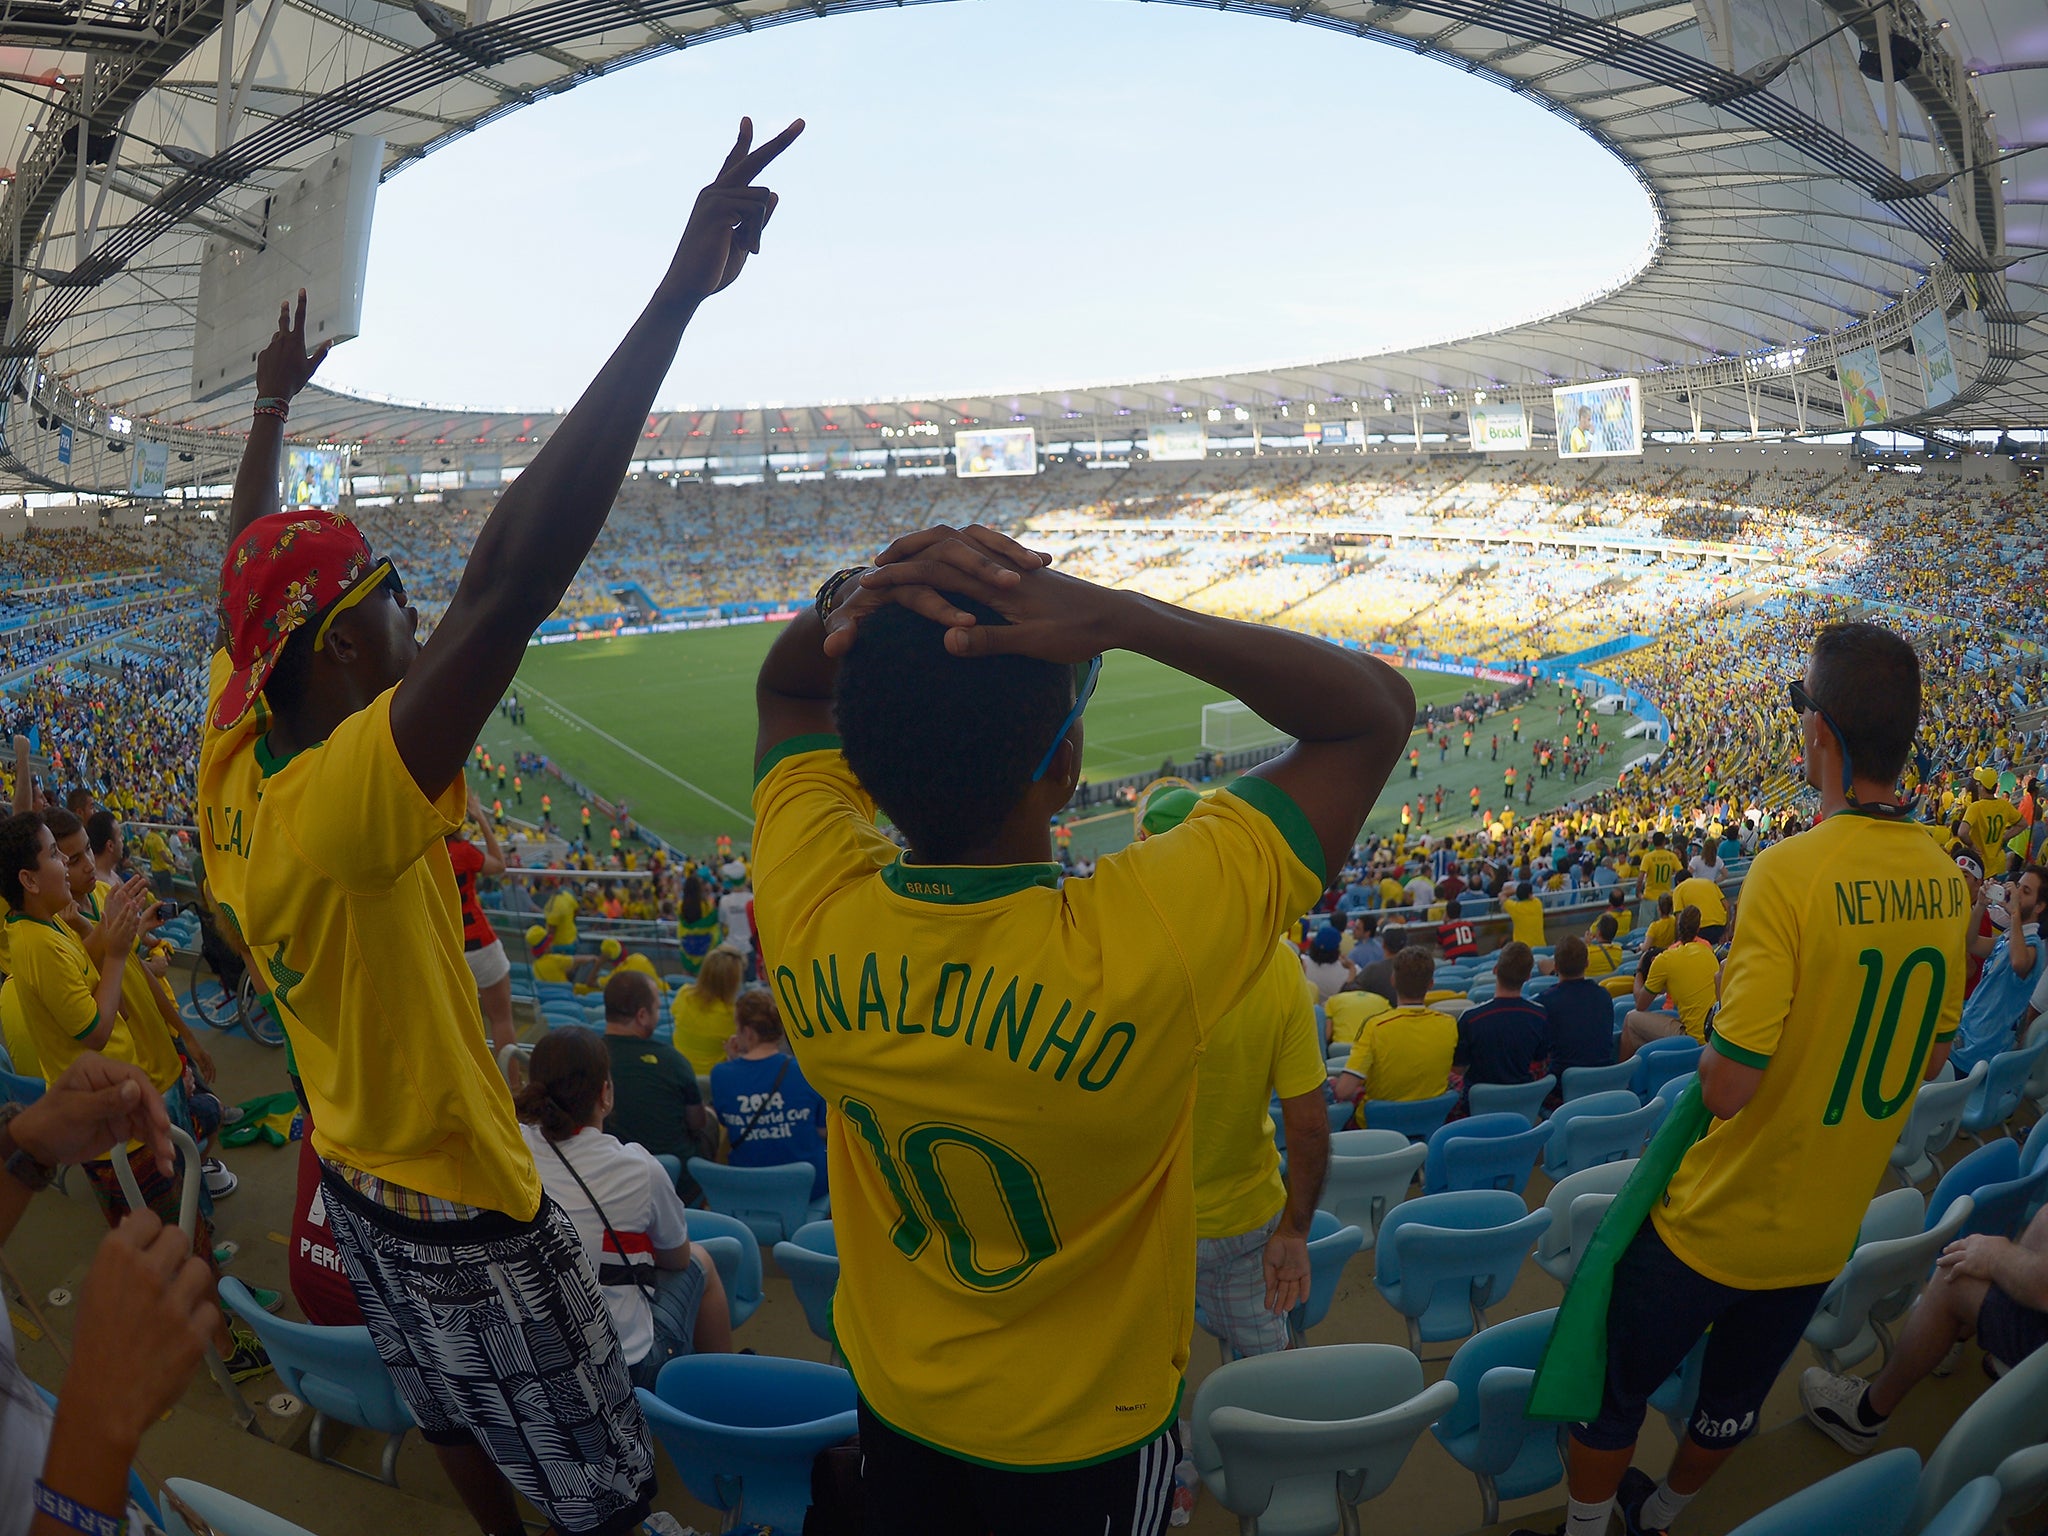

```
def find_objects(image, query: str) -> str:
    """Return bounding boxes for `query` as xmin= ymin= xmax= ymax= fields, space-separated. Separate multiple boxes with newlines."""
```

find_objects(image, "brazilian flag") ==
xmin=220 ymin=1091 xmax=300 ymax=1149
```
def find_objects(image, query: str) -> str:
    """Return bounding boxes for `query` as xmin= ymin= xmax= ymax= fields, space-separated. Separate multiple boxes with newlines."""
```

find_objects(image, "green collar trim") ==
xmin=754 ymin=732 xmax=842 ymax=786
xmin=254 ymin=733 xmax=307 ymax=779
xmin=4 ymin=910 xmax=65 ymax=932
xmin=1224 ymin=776 xmax=1328 ymax=885
xmin=879 ymin=858 xmax=1061 ymax=905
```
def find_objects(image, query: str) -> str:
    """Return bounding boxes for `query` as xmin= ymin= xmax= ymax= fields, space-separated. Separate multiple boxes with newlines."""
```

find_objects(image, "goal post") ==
xmin=1200 ymin=700 xmax=1293 ymax=754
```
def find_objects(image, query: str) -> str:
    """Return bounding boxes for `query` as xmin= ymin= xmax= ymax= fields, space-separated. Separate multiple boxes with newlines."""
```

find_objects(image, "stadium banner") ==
xmin=529 ymin=608 xmax=803 ymax=647
xmin=1835 ymin=344 xmax=1890 ymax=427
xmin=1553 ymin=379 xmax=1643 ymax=459
xmin=57 ymin=423 xmax=71 ymax=465
xmin=285 ymin=447 xmax=343 ymax=509
xmin=1912 ymin=308 xmax=1959 ymax=409
xmin=954 ymin=426 xmax=1038 ymax=478
xmin=1148 ymin=422 xmax=1207 ymax=461
xmin=1469 ymin=402 xmax=1532 ymax=452
xmin=1318 ymin=419 xmax=1365 ymax=447
xmin=128 ymin=440 xmax=170 ymax=499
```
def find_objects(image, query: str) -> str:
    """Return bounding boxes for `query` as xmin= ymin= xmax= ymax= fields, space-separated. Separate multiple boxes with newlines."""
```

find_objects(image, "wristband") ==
xmin=254 ymin=395 xmax=289 ymax=409
xmin=813 ymin=565 xmax=871 ymax=627
xmin=33 ymin=1482 xmax=124 ymax=1536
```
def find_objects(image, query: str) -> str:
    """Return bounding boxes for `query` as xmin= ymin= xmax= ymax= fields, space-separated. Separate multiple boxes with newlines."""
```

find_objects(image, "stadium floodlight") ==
xmin=1872 ymin=144 xmax=2043 ymax=202
xmin=1698 ymin=2 xmax=1883 ymax=103
xmin=1202 ymin=700 xmax=1293 ymax=755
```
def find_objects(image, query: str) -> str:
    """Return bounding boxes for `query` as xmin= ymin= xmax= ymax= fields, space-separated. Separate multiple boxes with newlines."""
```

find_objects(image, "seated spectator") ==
xmin=1453 ymin=942 xmax=1549 ymax=1103
xmin=1332 ymin=947 xmax=1458 ymax=1124
xmin=710 ymin=990 xmax=828 ymax=1201
xmin=1643 ymin=891 xmax=1677 ymax=951
xmin=515 ymin=1027 xmax=732 ymax=1391
xmin=1620 ymin=906 xmax=1721 ymax=1058
xmin=1502 ymin=879 xmax=1547 ymax=948
xmin=669 ymin=946 xmax=745 ymax=1076
xmin=1803 ymin=1205 xmax=2048 ymax=1455
xmin=1543 ymin=934 xmax=1618 ymax=1078
xmin=1604 ymin=887 xmax=1634 ymax=936
xmin=1345 ymin=912 xmax=1384 ymax=968
xmin=1325 ymin=975 xmax=1393 ymax=1048
xmin=1950 ymin=867 xmax=2045 ymax=1075
xmin=1585 ymin=913 xmax=1625 ymax=977
xmin=1300 ymin=925 xmax=1355 ymax=1000
xmin=1436 ymin=898 xmax=1479 ymax=962
xmin=601 ymin=970 xmax=715 ymax=1196
xmin=525 ymin=925 xmax=597 ymax=988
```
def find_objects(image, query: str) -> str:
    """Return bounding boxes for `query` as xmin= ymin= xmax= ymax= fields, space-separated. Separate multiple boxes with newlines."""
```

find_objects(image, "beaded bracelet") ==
xmin=253 ymin=395 xmax=289 ymax=410
xmin=252 ymin=404 xmax=288 ymax=423
xmin=33 ymin=1481 xmax=124 ymax=1536
xmin=813 ymin=565 xmax=871 ymax=626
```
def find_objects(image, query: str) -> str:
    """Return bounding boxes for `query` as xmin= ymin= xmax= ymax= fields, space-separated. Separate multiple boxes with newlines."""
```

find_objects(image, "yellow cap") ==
xmin=1976 ymin=767 xmax=2000 ymax=790
xmin=600 ymin=938 xmax=622 ymax=960
xmin=525 ymin=925 xmax=546 ymax=947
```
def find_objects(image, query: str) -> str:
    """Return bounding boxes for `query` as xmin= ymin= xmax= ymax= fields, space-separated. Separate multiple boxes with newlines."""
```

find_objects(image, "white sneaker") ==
xmin=1800 ymin=1366 xmax=1880 ymax=1456
xmin=202 ymin=1159 xmax=239 ymax=1199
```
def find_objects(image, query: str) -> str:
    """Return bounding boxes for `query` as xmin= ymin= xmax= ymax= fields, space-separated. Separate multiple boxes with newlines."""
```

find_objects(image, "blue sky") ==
xmin=323 ymin=0 xmax=1657 ymax=411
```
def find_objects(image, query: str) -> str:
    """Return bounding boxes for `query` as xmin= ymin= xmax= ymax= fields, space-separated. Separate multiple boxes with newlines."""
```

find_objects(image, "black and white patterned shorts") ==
xmin=318 ymin=1166 xmax=657 ymax=1536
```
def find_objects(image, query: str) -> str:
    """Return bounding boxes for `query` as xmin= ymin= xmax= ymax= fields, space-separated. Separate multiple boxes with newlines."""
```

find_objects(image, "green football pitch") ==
xmin=472 ymin=623 xmax=1640 ymax=857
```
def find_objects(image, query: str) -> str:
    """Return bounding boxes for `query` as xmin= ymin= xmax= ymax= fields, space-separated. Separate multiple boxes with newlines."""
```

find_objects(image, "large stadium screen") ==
xmin=954 ymin=427 xmax=1038 ymax=478
xmin=285 ymin=447 xmax=344 ymax=509
xmin=1552 ymin=378 xmax=1643 ymax=459
xmin=1469 ymin=403 xmax=1531 ymax=452
xmin=1148 ymin=422 xmax=1207 ymax=461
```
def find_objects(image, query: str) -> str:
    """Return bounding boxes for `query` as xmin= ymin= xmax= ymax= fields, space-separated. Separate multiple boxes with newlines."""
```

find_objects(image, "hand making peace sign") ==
xmin=662 ymin=115 xmax=806 ymax=306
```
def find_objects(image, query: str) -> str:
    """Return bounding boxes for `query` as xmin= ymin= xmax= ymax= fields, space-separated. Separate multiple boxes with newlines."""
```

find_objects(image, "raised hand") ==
xmin=821 ymin=524 xmax=1050 ymax=658
xmin=256 ymin=289 xmax=332 ymax=403
xmin=10 ymin=1052 xmax=174 ymax=1175
xmin=662 ymin=116 xmax=805 ymax=306
xmin=852 ymin=539 xmax=1131 ymax=665
xmin=99 ymin=878 xmax=149 ymax=956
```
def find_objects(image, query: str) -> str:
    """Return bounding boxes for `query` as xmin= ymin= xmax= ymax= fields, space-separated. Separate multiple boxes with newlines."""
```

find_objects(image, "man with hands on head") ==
xmin=196 ymin=117 xmax=802 ymax=1536
xmin=752 ymin=523 xmax=1412 ymax=1533
xmin=2 ymin=1053 xmax=219 ymax=1536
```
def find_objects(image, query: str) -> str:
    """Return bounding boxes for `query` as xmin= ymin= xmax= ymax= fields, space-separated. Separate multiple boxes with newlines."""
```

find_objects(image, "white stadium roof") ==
xmin=0 ymin=0 xmax=2040 ymax=492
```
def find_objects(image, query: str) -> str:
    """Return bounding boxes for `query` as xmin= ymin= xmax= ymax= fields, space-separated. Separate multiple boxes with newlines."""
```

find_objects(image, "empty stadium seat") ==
xmin=1373 ymin=1190 xmax=1550 ymax=1354
xmin=1805 ymin=1191 xmax=1973 ymax=1373
xmin=1725 ymin=1448 xmax=1922 ymax=1536
xmin=1961 ymin=1040 xmax=2048 ymax=1145
xmin=685 ymin=1208 xmax=763 ymax=1330
xmin=1534 ymin=1160 xmax=1637 ymax=1285
xmin=689 ymin=1157 xmax=829 ymax=1246
xmin=1424 ymin=1114 xmax=1552 ymax=1196
xmin=1561 ymin=1061 xmax=1635 ymax=1101
xmin=771 ymin=1220 xmax=839 ymax=1351
xmin=1430 ymin=1308 xmax=1563 ymax=1525
xmin=1467 ymin=1075 xmax=1555 ymax=1126
xmin=1891 ymin=1063 xmax=1983 ymax=1186
xmin=1319 ymin=1132 xmax=1426 ymax=1247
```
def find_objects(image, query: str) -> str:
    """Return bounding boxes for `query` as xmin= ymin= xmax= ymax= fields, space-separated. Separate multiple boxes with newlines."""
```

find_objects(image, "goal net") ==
xmin=1201 ymin=700 xmax=1293 ymax=754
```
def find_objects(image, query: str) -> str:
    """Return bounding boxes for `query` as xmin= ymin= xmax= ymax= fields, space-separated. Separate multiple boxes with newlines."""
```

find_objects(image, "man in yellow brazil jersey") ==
xmin=1521 ymin=623 xmax=1968 ymax=1536
xmin=195 ymin=119 xmax=803 ymax=1536
xmin=751 ymin=529 xmax=1413 ymax=1530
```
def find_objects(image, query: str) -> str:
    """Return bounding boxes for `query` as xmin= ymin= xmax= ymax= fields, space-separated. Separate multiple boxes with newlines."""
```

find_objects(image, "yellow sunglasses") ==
xmin=311 ymin=560 xmax=404 ymax=652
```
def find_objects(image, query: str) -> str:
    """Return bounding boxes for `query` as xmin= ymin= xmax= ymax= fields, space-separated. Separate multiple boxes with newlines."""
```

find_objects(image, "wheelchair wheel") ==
xmin=188 ymin=951 xmax=246 ymax=1030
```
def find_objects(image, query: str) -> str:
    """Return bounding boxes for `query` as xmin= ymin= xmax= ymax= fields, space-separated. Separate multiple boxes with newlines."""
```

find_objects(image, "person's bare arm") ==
xmin=394 ymin=118 xmax=802 ymax=802
xmin=1698 ymin=1044 xmax=1762 ymax=1119
xmin=469 ymin=791 xmax=508 ymax=877
xmin=1268 ymin=1089 xmax=1328 ymax=1315
xmin=220 ymin=291 xmax=332 ymax=622
xmin=2013 ymin=930 xmax=2041 ymax=980
xmin=11 ymin=733 xmax=32 ymax=813
xmin=1331 ymin=1069 xmax=1366 ymax=1105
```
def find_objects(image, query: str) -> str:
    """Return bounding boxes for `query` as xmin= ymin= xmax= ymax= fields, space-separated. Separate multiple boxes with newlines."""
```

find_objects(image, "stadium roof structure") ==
xmin=0 ymin=0 xmax=2041 ymax=494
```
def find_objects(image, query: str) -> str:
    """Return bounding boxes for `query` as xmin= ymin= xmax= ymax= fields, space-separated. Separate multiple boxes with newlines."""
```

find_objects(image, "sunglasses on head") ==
xmin=312 ymin=560 xmax=408 ymax=652
xmin=1030 ymin=655 xmax=1102 ymax=783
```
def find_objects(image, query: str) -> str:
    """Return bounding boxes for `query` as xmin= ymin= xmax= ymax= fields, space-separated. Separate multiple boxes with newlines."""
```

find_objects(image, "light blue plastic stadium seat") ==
xmin=1926 ymin=1137 xmax=2048 ymax=1241
xmin=685 ymin=1208 xmax=763 ymax=1329
xmin=1724 ymin=1447 xmax=1922 ymax=1536
xmin=1891 ymin=1062 xmax=1983 ymax=1186
xmin=1324 ymin=1099 xmax=1359 ymax=1135
xmin=1542 ymin=1091 xmax=1663 ymax=1180
xmin=770 ymin=1220 xmax=839 ymax=1350
xmin=1320 ymin=1131 xmax=1426 ymax=1247
xmin=638 ymin=1354 xmax=858 ymax=1536
xmin=689 ymin=1156 xmax=829 ymax=1246
xmin=1373 ymin=1189 xmax=1550 ymax=1354
xmin=1611 ymin=996 xmax=1633 ymax=1027
xmin=1424 ymin=1113 xmax=1553 ymax=1196
xmin=218 ymin=1278 xmax=414 ymax=1486
xmin=1561 ymin=1061 xmax=1636 ymax=1101
xmin=1291 ymin=1211 xmax=1367 ymax=1344
xmin=1363 ymin=1090 xmax=1459 ymax=1141
xmin=162 ymin=1480 xmax=320 ymax=1536
xmin=1190 ymin=1342 xmax=1459 ymax=1536
xmin=1917 ymin=1477 xmax=2004 ymax=1536
xmin=1524 ymin=975 xmax=1560 ymax=997
xmin=1912 ymin=1341 xmax=2048 ymax=1530
xmin=1805 ymin=1190 xmax=1974 ymax=1373
xmin=1990 ymin=1443 xmax=2048 ymax=1531
xmin=1468 ymin=1076 xmax=1557 ymax=1126
xmin=1430 ymin=1308 xmax=1564 ymax=1526
xmin=653 ymin=1151 xmax=682 ymax=1187
xmin=1535 ymin=1160 xmax=1636 ymax=1284
xmin=1653 ymin=1070 xmax=1697 ymax=1109
xmin=0 ymin=1069 xmax=46 ymax=1106
xmin=1962 ymin=1039 xmax=2048 ymax=1145
xmin=1630 ymin=1036 xmax=1702 ymax=1101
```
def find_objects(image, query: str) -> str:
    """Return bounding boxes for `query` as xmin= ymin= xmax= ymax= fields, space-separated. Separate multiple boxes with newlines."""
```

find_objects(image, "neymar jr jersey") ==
xmin=199 ymin=655 xmax=539 ymax=1218
xmin=1655 ymin=813 xmax=1969 ymax=1288
xmin=1192 ymin=940 xmax=1327 ymax=1239
xmin=1639 ymin=848 xmax=1683 ymax=898
xmin=751 ymin=738 xmax=1323 ymax=1469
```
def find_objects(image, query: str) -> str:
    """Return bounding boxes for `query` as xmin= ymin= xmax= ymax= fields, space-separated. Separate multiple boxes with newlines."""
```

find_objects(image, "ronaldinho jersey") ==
xmin=752 ymin=737 xmax=1324 ymax=1469
xmin=1655 ymin=812 xmax=1968 ymax=1288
